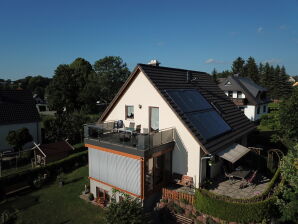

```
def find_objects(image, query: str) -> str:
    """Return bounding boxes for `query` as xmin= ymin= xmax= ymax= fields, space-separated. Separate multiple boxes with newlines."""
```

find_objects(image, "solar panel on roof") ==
xmin=165 ymin=89 xmax=231 ymax=140
xmin=166 ymin=89 xmax=212 ymax=112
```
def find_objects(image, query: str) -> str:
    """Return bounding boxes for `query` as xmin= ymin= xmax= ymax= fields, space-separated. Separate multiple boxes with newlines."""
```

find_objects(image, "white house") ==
xmin=218 ymin=75 xmax=271 ymax=121
xmin=84 ymin=62 xmax=255 ymax=208
xmin=0 ymin=90 xmax=41 ymax=152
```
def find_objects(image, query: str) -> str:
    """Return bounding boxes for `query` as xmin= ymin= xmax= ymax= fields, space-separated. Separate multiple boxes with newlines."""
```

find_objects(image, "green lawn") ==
xmin=1 ymin=166 xmax=105 ymax=224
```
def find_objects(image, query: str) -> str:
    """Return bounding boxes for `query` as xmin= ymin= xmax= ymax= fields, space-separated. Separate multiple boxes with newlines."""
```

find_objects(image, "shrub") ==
xmin=173 ymin=203 xmax=184 ymax=214
xmin=180 ymin=198 xmax=189 ymax=204
xmin=0 ymin=150 xmax=88 ymax=196
xmin=105 ymin=189 xmax=146 ymax=224
xmin=88 ymin=193 xmax=94 ymax=201
xmin=195 ymin=190 xmax=278 ymax=223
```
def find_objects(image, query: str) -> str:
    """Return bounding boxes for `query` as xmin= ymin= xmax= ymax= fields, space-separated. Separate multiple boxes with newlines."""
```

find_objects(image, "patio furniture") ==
xmin=240 ymin=170 xmax=258 ymax=189
xmin=129 ymin=122 xmax=135 ymax=129
xmin=224 ymin=167 xmax=235 ymax=184
xmin=230 ymin=170 xmax=251 ymax=180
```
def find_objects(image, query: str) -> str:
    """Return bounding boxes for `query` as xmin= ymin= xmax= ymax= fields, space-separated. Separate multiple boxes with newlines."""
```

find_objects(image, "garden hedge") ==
xmin=195 ymin=190 xmax=277 ymax=223
xmin=195 ymin=169 xmax=281 ymax=222
xmin=0 ymin=146 xmax=88 ymax=194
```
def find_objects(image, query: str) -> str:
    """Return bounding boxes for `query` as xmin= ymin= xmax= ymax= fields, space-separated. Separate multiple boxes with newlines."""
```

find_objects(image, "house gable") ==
xmin=104 ymin=70 xmax=203 ymax=184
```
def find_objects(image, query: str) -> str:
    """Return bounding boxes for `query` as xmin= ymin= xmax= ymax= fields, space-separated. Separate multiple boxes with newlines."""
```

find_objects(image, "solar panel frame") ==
xmin=164 ymin=89 xmax=232 ymax=140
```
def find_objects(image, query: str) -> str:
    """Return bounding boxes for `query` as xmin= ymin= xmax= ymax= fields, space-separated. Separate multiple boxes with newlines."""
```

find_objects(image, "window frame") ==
xmin=125 ymin=105 xmax=134 ymax=120
xmin=237 ymin=91 xmax=242 ymax=98
xmin=228 ymin=91 xmax=233 ymax=98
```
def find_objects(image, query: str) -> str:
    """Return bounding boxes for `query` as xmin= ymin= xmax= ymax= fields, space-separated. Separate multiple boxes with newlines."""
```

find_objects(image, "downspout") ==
xmin=199 ymin=154 xmax=213 ymax=188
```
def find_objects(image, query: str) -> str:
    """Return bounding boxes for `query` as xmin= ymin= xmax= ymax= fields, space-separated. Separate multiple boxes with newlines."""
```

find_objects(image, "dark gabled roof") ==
xmin=0 ymin=90 xmax=40 ymax=125
xmin=218 ymin=76 xmax=268 ymax=105
xmin=100 ymin=64 xmax=255 ymax=154
xmin=38 ymin=140 xmax=74 ymax=157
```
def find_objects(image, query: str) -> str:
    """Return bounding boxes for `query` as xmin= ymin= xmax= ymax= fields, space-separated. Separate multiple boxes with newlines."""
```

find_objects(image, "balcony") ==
xmin=232 ymin=98 xmax=247 ymax=106
xmin=84 ymin=121 xmax=175 ymax=158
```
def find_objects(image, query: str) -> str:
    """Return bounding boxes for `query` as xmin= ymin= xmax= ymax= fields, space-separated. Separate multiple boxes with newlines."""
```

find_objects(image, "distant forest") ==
xmin=212 ymin=56 xmax=297 ymax=100
xmin=1 ymin=56 xmax=297 ymax=106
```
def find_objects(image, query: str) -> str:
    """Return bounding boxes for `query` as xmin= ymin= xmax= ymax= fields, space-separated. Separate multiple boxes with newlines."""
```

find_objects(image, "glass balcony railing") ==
xmin=84 ymin=121 xmax=174 ymax=150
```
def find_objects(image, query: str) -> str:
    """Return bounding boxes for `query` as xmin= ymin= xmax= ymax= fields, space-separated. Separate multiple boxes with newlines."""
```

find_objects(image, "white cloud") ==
xmin=262 ymin=59 xmax=281 ymax=64
xmin=204 ymin=58 xmax=225 ymax=64
xmin=257 ymin=27 xmax=263 ymax=33
xmin=279 ymin=25 xmax=288 ymax=30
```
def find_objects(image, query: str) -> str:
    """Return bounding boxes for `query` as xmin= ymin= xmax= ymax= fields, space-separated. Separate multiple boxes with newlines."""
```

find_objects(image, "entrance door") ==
xmin=149 ymin=107 xmax=159 ymax=132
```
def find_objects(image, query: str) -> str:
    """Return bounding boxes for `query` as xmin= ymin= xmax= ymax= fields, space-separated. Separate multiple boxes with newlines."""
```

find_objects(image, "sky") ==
xmin=0 ymin=0 xmax=298 ymax=80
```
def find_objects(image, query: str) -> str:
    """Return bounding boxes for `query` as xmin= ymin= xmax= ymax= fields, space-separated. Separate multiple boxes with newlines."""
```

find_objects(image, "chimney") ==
xmin=148 ymin=59 xmax=160 ymax=67
xmin=186 ymin=71 xmax=192 ymax=83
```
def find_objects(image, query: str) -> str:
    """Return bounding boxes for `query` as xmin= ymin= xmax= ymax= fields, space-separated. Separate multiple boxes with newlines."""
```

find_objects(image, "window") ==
xmin=237 ymin=91 xmax=242 ymax=98
xmin=263 ymin=105 xmax=267 ymax=113
xmin=125 ymin=105 xmax=134 ymax=119
xmin=228 ymin=91 xmax=233 ymax=98
xmin=257 ymin=106 xmax=260 ymax=114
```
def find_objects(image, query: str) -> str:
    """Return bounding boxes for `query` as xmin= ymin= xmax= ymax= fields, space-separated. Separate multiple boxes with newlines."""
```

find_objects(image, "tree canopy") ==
xmin=6 ymin=128 xmax=33 ymax=152
xmin=46 ymin=56 xmax=130 ymax=113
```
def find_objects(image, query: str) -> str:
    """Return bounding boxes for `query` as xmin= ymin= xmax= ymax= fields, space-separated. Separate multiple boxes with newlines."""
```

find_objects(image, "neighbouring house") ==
xmin=0 ymin=90 xmax=41 ymax=152
xmin=32 ymin=140 xmax=74 ymax=166
xmin=218 ymin=75 xmax=271 ymax=121
xmin=33 ymin=94 xmax=56 ymax=116
xmin=288 ymin=76 xmax=295 ymax=84
xmin=84 ymin=61 xmax=255 ymax=208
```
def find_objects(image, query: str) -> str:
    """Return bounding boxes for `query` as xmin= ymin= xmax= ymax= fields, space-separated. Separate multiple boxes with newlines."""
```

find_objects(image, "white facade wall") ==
xmin=243 ymin=105 xmax=256 ymax=121
xmin=225 ymin=91 xmax=245 ymax=99
xmin=88 ymin=148 xmax=141 ymax=196
xmin=104 ymin=71 xmax=202 ymax=187
xmin=242 ymin=104 xmax=269 ymax=121
xmin=0 ymin=122 xmax=41 ymax=151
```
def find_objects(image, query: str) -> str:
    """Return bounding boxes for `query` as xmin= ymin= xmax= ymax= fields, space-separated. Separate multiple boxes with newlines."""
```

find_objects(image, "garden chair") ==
xmin=224 ymin=167 xmax=234 ymax=184
xmin=240 ymin=170 xmax=258 ymax=189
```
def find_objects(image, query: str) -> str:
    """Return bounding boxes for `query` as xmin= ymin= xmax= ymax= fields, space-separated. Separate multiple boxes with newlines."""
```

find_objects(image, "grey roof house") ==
xmin=218 ymin=75 xmax=271 ymax=121
xmin=0 ymin=90 xmax=41 ymax=152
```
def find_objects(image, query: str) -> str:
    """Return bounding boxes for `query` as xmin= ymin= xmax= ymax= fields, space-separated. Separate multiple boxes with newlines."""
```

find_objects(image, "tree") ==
xmin=43 ymin=111 xmax=91 ymax=144
xmin=279 ymin=87 xmax=298 ymax=143
xmin=17 ymin=75 xmax=51 ymax=99
xmin=216 ymin=70 xmax=233 ymax=78
xmin=211 ymin=68 xmax=218 ymax=84
xmin=231 ymin=57 xmax=245 ymax=75
xmin=278 ymin=66 xmax=292 ymax=98
xmin=93 ymin=56 xmax=130 ymax=103
xmin=276 ymin=144 xmax=298 ymax=222
xmin=46 ymin=64 xmax=78 ymax=112
xmin=244 ymin=57 xmax=259 ymax=83
xmin=105 ymin=189 xmax=147 ymax=224
xmin=6 ymin=128 xmax=33 ymax=152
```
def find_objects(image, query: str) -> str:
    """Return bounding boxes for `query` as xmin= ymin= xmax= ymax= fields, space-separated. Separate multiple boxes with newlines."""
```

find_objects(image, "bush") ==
xmin=88 ymin=193 xmax=94 ymax=201
xmin=195 ymin=190 xmax=278 ymax=223
xmin=106 ymin=189 xmax=146 ymax=224
xmin=0 ymin=150 xmax=88 ymax=196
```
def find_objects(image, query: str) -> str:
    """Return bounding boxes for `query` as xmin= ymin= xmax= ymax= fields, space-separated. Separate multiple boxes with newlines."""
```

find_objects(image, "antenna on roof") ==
xmin=148 ymin=59 xmax=160 ymax=67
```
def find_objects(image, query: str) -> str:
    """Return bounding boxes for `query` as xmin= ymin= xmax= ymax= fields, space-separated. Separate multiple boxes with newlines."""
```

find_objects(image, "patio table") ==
xmin=230 ymin=170 xmax=250 ymax=180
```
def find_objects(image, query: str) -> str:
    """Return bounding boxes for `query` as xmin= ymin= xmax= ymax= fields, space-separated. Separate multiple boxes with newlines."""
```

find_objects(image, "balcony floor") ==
xmin=204 ymin=174 xmax=270 ymax=199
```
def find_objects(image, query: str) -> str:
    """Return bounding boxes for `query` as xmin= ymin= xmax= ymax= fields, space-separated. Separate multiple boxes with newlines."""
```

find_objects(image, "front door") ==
xmin=149 ymin=107 xmax=159 ymax=132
